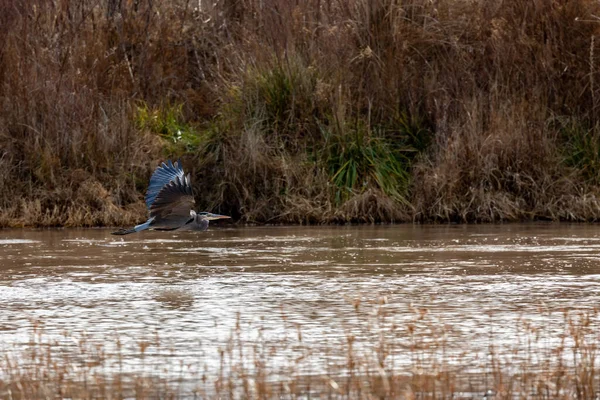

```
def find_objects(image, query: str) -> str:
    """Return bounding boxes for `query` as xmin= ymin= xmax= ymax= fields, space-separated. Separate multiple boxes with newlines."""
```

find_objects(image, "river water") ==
xmin=1 ymin=224 xmax=600 ymax=394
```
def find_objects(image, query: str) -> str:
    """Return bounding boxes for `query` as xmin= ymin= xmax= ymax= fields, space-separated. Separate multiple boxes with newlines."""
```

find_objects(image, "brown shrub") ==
xmin=2 ymin=0 xmax=600 ymax=225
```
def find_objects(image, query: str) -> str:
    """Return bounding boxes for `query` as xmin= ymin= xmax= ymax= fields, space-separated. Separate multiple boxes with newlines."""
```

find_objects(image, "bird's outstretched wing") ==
xmin=149 ymin=174 xmax=195 ymax=229
xmin=145 ymin=160 xmax=187 ymax=210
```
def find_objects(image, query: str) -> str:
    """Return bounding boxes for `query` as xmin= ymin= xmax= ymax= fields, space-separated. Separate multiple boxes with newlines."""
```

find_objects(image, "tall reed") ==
xmin=1 ymin=305 xmax=598 ymax=399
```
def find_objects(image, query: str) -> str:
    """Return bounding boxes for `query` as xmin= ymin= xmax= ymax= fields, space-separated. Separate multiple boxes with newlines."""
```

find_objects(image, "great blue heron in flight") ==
xmin=112 ymin=160 xmax=230 ymax=235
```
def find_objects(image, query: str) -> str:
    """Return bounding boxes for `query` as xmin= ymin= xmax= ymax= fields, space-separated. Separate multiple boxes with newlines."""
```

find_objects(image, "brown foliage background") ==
xmin=2 ymin=0 xmax=600 ymax=226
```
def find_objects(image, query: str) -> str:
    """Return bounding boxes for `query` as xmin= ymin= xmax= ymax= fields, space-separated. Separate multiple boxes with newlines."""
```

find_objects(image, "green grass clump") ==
xmin=135 ymin=103 xmax=203 ymax=154
xmin=316 ymin=111 xmax=431 ymax=206
xmin=558 ymin=117 xmax=600 ymax=185
xmin=320 ymin=124 xmax=411 ymax=205
xmin=236 ymin=58 xmax=320 ymax=145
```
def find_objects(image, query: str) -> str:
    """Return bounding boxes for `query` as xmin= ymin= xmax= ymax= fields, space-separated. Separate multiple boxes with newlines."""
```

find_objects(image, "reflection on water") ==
xmin=1 ymin=224 xmax=600 ymax=382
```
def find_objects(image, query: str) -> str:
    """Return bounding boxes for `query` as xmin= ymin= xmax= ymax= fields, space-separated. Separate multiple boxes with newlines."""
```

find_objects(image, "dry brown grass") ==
xmin=1 ymin=304 xmax=599 ymax=399
xmin=3 ymin=0 xmax=600 ymax=226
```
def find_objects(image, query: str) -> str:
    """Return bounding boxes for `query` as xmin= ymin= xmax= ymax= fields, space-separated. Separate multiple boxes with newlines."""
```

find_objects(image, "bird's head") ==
xmin=197 ymin=212 xmax=231 ymax=221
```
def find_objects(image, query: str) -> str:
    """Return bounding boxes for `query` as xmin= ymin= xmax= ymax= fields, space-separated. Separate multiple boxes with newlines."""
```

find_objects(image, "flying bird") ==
xmin=112 ymin=160 xmax=230 ymax=235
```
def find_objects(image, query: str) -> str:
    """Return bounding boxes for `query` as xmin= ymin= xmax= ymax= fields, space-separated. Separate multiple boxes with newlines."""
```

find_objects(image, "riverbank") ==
xmin=3 ymin=0 xmax=600 ymax=227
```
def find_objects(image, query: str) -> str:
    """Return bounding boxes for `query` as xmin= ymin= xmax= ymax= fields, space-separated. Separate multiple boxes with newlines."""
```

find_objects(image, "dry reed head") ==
xmin=1 ymin=304 xmax=598 ymax=399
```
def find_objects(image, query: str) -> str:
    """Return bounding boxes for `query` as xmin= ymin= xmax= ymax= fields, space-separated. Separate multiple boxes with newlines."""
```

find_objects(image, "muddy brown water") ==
xmin=1 ymin=224 xmax=600 ymax=386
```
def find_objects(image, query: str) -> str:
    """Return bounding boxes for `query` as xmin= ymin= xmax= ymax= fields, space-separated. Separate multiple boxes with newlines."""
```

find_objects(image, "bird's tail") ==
xmin=111 ymin=220 xmax=153 ymax=235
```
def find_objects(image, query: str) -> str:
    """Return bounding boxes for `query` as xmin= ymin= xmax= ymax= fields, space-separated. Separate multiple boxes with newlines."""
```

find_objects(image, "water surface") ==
xmin=1 ymin=224 xmax=599 ymax=386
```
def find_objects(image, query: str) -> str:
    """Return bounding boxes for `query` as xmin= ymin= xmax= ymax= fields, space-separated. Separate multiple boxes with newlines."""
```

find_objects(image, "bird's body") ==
xmin=112 ymin=160 xmax=229 ymax=235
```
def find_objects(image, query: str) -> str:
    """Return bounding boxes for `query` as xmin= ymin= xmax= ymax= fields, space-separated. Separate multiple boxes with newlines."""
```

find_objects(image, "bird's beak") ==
xmin=207 ymin=213 xmax=231 ymax=221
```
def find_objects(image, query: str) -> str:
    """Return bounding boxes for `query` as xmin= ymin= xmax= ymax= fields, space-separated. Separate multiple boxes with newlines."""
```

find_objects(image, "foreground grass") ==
xmin=1 ymin=304 xmax=598 ymax=399
xmin=3 ymin=0 xmax=600 ymax=226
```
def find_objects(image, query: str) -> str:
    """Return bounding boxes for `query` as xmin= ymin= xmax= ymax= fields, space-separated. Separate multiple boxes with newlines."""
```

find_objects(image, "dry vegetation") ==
xmin=1 ymin=304 xmax=599 ymax=399
xmin=3 ymin=0 xmax=600 ymax=226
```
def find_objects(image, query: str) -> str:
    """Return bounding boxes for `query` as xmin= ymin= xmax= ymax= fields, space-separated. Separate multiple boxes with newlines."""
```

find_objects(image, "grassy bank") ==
xmin=3 ymin=0 xmax=600 ymax=226
xmin=1 ymin=303 xmax=598 ymax=399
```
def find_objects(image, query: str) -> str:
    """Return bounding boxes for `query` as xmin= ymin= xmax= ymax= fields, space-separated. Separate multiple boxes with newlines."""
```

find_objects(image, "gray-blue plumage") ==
xmin=145 ymin=160 xmax=185 ymax=210
xmin=112 ymin=160 xmax=230 ymax=235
